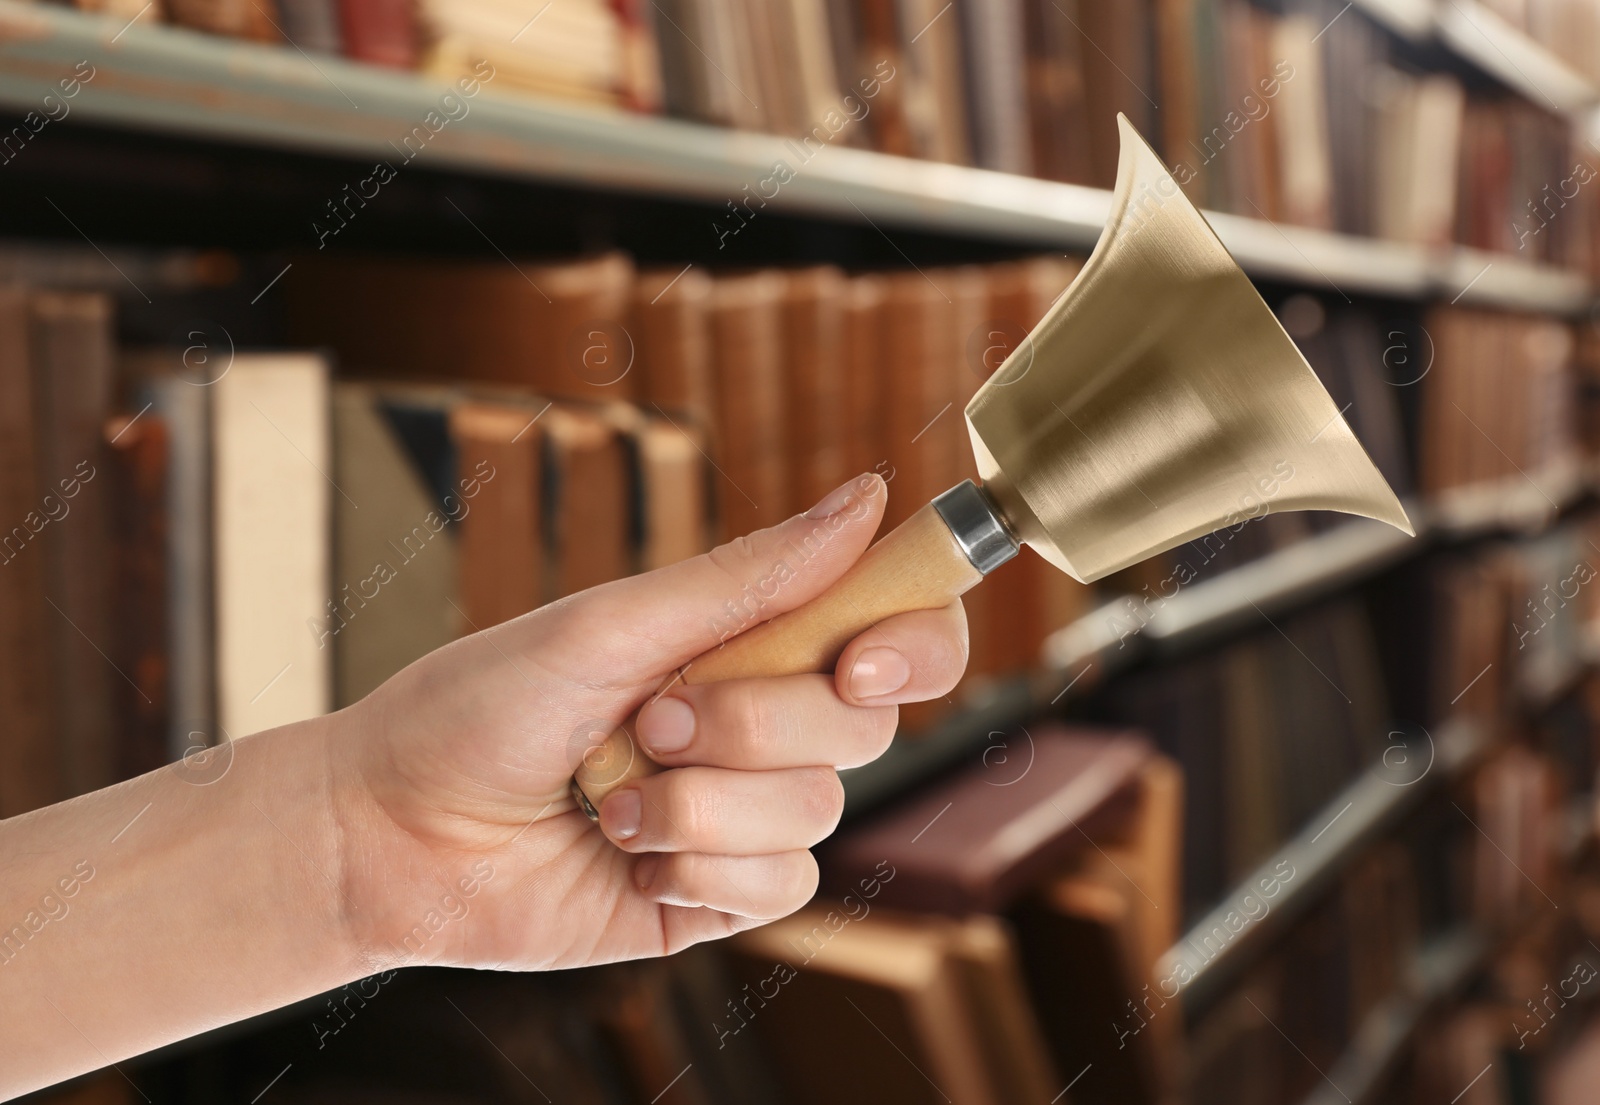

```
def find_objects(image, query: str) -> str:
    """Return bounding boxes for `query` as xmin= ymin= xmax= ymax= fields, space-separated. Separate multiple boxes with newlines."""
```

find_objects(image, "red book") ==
xmin=340 ymin=0 xmax=417 ymax=68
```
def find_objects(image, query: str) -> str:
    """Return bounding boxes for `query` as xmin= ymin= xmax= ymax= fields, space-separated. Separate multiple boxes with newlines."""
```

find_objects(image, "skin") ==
xmin=0 ymin=473 xmax=969 ymax=1098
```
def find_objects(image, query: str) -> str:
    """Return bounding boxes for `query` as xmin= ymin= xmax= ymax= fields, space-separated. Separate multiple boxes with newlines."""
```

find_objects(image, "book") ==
xmin=726 ymin=908 xmax=1007 ymax=1105
xmin=0 ymin=288 xmax=59 ymax=816
xmin=448 ymin=398 xmax=543 ymax=632
xmin=631 ymin=413 xmax=712 ymax=571
xmin=330 ymin=384 xmax=463 ymax=707
xmin=340 ymin=0 xmax=418 ymax=67
xmin=956 ymin=0 xmax=1031 ymax=175
xmin=821 ymin=724 xmax=1153 ymax=913
xmin=213 ymin=354 xmax=333 ymax=739
xmin=132 ymin=358 xmax=217 ymax=763
xmin=419 ymin=0 xmax=627 ymax=105
xmin=544 ymin=403 xmax=631 ymax=598
xmin=286 ymin=253 xmax=636 ymax=403
xmin=30 ymin=291 xmax=117 ymax=799
xmin=279 ymin=0 xmax=343 ymax=52
xmin=631 ymin=264 xmax=715 ymax=424
xmin=707 ymin=271 xmax=788 ymax=542
xmin=779 ymin=265 xmax=851 ymax=516
xmin=103 ymin=409 xmax=172 ymax=781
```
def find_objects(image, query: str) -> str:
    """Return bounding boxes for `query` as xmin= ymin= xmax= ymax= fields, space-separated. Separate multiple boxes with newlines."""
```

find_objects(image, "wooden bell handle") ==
xmin=569 ymin=499 xmax=985 ymax=816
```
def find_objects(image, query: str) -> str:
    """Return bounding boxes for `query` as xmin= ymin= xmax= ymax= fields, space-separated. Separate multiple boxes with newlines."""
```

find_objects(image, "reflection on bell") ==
xmin=966 ymin=114 xmax=1413 ymax=584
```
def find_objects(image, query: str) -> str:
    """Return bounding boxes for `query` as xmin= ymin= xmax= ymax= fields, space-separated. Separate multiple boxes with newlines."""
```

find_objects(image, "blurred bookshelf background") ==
xmin=9 ymin=0 xmax=1600 ymax=1102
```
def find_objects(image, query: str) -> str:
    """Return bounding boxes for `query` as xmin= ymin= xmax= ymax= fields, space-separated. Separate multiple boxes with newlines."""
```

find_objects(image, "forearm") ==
xmin=0 ymin=713 xmax=366 ymax=1098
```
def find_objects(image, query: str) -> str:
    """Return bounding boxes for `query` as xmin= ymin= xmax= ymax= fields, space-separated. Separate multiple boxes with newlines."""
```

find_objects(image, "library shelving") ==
xmin=0 ymin=1 xmax=1593 ymax=313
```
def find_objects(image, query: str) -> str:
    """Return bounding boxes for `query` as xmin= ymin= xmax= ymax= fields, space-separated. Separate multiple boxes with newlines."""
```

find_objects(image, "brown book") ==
xmin=449 ymin=399 xmax=543 ymax=631
xmin=1154 ymin=0 xmax=1202 ymax=199
xmin=104 ymin=410 xmax=171 ymax=782
xmin=165 ymin=0 xmax=284 ymax=41
xmin=1024 ymin=0 xmax=1094 ymax=184
xmin=596 ymin=963 xmax=716 ymax=1105
xmin=944 ymin=915 xmax=1062 ymax=1104
xmin=898 ymin=0 xmax=970 ymax=164
xmin=285 ymin=253 xmax=636 ymax=403
xmin=1076 ymin=0 xmax=1156 ymax=189
xmin=966 ymin=259 xmax=1085 ymax=677
xmin=781 ymin=265 xmax=851 ymax=515
xmin=633 ymin=414 xmax=711 ymax=571
xmin=632 ymin=265 xmax=715 ymax=423
xmin=544 ymin=403 xmax=631 ymax=598
xmin=841 ymin=274 xmax=887 ymax=480
xmin=0 ymin=288 xmax=59 ymax=816
xmin=854 ymin=0 xmax=914 ymax=156
xmin=708 ymin=272 xmax=788 ymax=542
xmin=727 ymin=909 xmax=1003 ymax=1105
xmin=880 ymin=271 xmax=961 ymax=534
xmin=31 ymin=291 xmax=117 ymax=798
xmin=1012 ymin=868 xmax=1162 ymax=1105
xmin=822 ymin=725 xmax=1152 ymax=913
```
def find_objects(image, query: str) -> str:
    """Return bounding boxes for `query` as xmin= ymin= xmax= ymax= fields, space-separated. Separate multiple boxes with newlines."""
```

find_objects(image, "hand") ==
xmin=332 ymin=473 xmax=969 ymax=972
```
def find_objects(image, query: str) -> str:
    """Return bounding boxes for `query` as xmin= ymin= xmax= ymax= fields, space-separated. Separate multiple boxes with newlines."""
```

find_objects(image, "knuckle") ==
xmin=707 ymin=533 xmax=761 ymax=580
xmin=862 ymin=705 xmax=899 ymax=761
xmin=657 ymin=772 xmax=721 ymax=847
xmin=786 ymin=852 xmax=820 ymax=907
xmin=838 ymin=705 xmax=897 ymax=768
xmin=794 ymin=767 xmax=845 ymax=832
xmin=718 ymin=681 xmax=780 ymax=755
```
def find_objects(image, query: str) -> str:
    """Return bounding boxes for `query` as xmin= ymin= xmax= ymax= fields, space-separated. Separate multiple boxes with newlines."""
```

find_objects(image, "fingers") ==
xmin=598 ymin=765 xmax=843 ymax=855
xmin=632 ymin=850 xmax=818 ymax=919
xmin=635 ymin=674 xmax=896 ymax=771
xmin=835 ymin=600 xmax=969 ymax=707
xmin=632 ymin=599 xmax=970 ymax=771
xmin=534 ymin=472 xmax=888 ymax=668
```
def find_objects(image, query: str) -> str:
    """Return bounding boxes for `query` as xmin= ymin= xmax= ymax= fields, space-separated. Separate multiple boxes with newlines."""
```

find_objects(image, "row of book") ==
xmin=0 ymin=246 xmax=1107 ymax=817
xmin=1188 ymin=738 xmax=1577 ymax=1105
xmin=8 ymin=242 xmax=1594 ymax=823
xmin=1419 ymin=306 xmax=1584 ymax=507
xmin=101 ymin=0 xmax=1600 ymax=272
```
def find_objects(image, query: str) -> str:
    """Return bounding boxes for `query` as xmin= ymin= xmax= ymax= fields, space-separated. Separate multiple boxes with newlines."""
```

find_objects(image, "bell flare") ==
xmin=964 ymin=114 xmax=1412 ymax=584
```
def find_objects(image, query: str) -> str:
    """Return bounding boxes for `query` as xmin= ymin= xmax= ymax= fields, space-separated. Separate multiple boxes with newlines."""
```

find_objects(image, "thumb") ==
xmin=552 ymin=472 xmax=888 ymax=675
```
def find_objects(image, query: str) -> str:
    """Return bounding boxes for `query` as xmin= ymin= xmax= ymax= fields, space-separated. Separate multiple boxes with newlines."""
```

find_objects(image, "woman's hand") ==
xmin=331 ymin=472 xmax=969 ymax=973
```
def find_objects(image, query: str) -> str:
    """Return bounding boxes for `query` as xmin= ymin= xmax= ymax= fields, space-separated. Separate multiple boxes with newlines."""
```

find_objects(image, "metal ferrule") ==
xmin=932 ymin=480 xmax=1020 ymax=575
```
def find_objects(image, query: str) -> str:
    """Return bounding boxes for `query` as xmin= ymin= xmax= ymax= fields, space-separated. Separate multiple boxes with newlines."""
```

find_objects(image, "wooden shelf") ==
xmin=1157 ymin=718 xmax=1487 ymax=1012
xmin=0 ymin=2 xmax=1591 ymax=313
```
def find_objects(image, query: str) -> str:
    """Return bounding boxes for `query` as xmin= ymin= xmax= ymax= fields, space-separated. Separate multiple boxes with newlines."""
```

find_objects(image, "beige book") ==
xmin=213 ymin=354 xmax=332 ymax=738
xmin=1271 ymin=14 xmax=1334 ymax=229
xmin=330 ymin=384 xmax=461 ymax=707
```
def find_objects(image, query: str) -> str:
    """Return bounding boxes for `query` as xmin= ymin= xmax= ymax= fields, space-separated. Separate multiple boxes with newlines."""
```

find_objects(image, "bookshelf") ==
xmin=1299 ymin=925 xmax=1492 ymax=1105
xmin=0 ymin=1 xmax=1592 ymax=314
xmin=1159 ymin=718 xmax=1488 ymax=1012
xmin=1355 ymin=0 xmax=1600 ymax=115
xmin=5 ymin=0 xmax=1600 ymax=1100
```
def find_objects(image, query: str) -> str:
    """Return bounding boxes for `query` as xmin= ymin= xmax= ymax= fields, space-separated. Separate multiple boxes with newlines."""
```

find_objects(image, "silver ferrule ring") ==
xmin=932 ymin=480 xmax=1020 ymax=575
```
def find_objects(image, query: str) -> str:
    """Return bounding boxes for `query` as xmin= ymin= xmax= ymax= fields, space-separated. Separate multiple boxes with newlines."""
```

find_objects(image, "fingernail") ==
xmin=638 ymin=696 xmax=696 ymax=755
xmin=634 ymin=854 xmax=662 ymax=891
xmin=601 ymin=789 xmax=642 ymax=841
xmin=804 ymin=475 xmax=867 ymax=519
xmin=849 ymin=647 xmax=911 ymax=700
